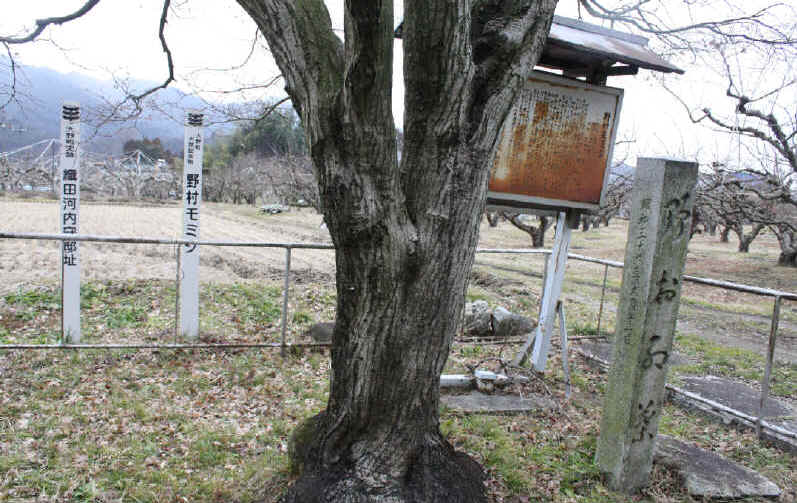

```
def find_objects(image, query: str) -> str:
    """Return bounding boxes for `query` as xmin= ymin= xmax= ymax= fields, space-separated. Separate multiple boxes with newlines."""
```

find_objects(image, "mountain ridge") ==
xmin=1 ymin=62 xmax=230 ymax=155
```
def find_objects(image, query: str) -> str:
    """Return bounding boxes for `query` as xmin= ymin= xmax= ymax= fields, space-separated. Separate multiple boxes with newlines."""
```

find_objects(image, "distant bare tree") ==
xmin=502 ymin=212 xmax=553 ymax=248
xmin=85 ymin=150 xmax=176 ymax=199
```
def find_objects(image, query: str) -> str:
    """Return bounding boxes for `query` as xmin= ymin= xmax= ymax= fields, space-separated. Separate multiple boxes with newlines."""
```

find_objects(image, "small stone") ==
xmin=305 ymin=322 xmax=334 ymax=343
xmin=491 ymin=306 xmax=535 ymax=338
xmin=463 ymin=301 xmax=492 ymax=337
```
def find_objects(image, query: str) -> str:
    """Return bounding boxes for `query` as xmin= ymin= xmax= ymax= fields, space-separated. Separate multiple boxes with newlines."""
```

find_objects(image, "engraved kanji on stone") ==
xmin=632 ymin=400 xmax=658 ymax=443
xmin=664 ymin=192 xmax=691 ymax=238
xmin=654 ymin=269 xmax=680 ymax=303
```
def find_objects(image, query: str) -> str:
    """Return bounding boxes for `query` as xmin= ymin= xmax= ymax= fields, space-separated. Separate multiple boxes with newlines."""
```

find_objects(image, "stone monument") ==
xmin=596 ymin=157 xmax=698 ymax=492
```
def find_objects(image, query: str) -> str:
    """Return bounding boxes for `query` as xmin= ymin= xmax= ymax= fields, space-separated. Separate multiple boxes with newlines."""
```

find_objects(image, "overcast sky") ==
xmin=2 ymin=1 xmax=790 ymax=167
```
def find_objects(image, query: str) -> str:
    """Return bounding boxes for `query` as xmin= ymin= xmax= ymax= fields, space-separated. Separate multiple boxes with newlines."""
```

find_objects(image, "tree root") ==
xmin=277 ymin=414 xmax=487 ymax=503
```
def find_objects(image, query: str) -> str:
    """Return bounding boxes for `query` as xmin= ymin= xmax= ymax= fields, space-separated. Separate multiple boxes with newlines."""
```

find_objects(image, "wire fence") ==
xmin=1 ymin=230 xmax=795 ymax=441
xmin=1 ymin=231 xmax=793 ymax=349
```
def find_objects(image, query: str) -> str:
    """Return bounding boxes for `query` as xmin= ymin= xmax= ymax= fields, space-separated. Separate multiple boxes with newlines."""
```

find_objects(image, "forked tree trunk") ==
xmin=706 ymin=221 xmax=717 ymax=236
xmin=236 ymin=1 xmax=557 ymax=501
xmin=504 ymin=213 xmax=552 ymax=248
xmin=733 ymin=222 xmax=765 ymax=253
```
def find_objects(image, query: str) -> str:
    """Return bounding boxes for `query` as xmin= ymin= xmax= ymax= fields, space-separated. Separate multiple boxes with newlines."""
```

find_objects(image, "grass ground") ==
xmin=0 ymin=199 xmax=795 ymax=502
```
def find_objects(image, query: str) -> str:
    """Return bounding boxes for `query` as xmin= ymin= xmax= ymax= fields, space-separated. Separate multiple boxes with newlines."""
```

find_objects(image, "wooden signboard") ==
xmin=487 ymin=71 xmax=623 ymax=214
xmin=180 ymin=111 xmax=204 ymax=340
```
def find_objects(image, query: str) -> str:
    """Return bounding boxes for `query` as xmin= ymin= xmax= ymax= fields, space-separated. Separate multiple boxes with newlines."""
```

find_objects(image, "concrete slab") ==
xmin=654 ymin=434 xmax=781 ymax=500
xmin=574 ymin=346 xmax=797 ymax=452
xmin=578 ymin=341 xmax=690 ymax=366
xmin=680 ymin=376 xmax=793 ymax=419
xmin=441 ymin=391 xmax=555 ymax=414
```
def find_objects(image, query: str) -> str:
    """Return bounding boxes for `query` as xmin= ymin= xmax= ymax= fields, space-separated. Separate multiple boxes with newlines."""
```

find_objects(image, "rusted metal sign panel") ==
xmin=487 ymin=71 xmax=623 ymax=213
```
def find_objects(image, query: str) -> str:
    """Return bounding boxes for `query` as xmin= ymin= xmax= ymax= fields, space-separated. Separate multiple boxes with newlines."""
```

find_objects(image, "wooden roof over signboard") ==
xmin=394 ymin=15 xmax=683 ymax=78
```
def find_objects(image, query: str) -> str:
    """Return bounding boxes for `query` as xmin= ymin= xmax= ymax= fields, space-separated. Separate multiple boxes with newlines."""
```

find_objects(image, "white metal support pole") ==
xmin=557 ymin=300 xmax=571 ymax=398
xmin=512 ymin=211 xmax=571 ymax=372
xmin=180 ymin=111 xmax=204 ymax=340
xmin=514 ymin=210 xmax=577 ymax=371
xmin=59 ymin=102 xmax=81 ymax=343
xmin=531 ymin=211 xmax=572 ymax=370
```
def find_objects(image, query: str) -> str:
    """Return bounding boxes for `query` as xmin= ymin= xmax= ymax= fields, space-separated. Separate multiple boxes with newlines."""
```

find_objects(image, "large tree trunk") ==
xmin=237 ymin=1 xmax=557 ymax=501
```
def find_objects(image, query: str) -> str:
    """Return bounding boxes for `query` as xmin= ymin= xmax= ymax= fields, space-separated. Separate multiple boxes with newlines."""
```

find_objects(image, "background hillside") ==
xmin=0 ymin=62 xmax=228 ymax=154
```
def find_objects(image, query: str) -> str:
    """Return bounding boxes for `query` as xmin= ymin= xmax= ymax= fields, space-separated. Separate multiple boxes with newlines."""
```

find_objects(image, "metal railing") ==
xmin=1 ymin=231 xmax=794 ymax=439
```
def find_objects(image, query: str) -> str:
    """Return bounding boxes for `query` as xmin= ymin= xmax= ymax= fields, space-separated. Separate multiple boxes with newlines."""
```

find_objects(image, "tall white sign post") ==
xmin=180 ymin=111 xmax=204 ymax=340
xmin=60 ymin=102 xmax=81 ymax=343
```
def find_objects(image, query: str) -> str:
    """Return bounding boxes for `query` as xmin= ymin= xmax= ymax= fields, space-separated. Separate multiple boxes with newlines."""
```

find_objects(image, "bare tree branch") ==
xmin=0 ymin=0 xmax=102 ymax=45
xmin=1 ymin=42 xmax=17 ymax=109
xmin=578 ymin=0 xmax=794 ymax=47
xmin=129 ymin=0 xmax=175 ymax=106
xmin=1 ymin=0 xmax=177 ymax=130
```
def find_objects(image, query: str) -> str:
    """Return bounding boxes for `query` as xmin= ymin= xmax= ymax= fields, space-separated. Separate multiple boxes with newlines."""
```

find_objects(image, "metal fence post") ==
xmin=280 ymin=247 xmax=292 ymax=357
xmin=757 ymin=295 xmax=781 ymax=438
xmin=597 ymin=263 xmax=609 ymax=336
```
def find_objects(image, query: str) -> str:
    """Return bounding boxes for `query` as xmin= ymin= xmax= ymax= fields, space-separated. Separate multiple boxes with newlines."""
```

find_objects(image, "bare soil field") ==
xmin=0 ymin=200 xmax=335 ymax=296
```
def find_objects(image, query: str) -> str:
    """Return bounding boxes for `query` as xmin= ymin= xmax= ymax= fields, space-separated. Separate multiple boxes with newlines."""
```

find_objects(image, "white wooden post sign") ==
xmin=180 ymin=111 xmax=204 ymax=340
xmin=60 ymin=102 xmax=81 ymax=343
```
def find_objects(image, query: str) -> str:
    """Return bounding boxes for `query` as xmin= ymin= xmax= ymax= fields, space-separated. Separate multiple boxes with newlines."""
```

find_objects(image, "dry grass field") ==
xmin=1 ymin=198 xmax=795 ymax=502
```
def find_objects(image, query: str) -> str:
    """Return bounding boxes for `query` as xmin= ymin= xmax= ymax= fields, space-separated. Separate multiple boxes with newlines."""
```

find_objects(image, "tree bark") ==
xmin=778 ymin=251 xmax=797 ymax=266
xmin=236 ymin=1 xmax=557 ymax=501
xmin=772 ymin=224 xmax=797 ymax=267
xmin=720 ymin=225 xmax=731 ymax=243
